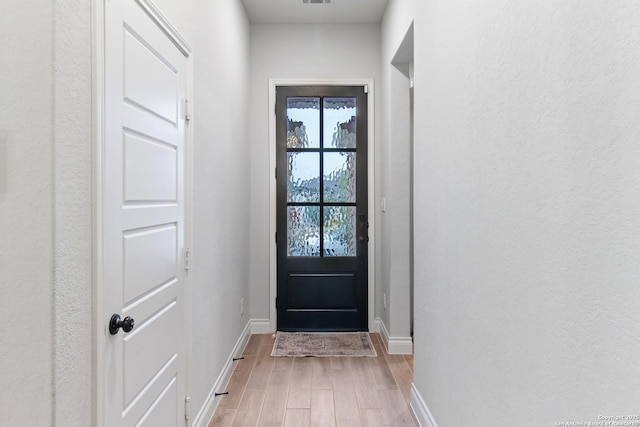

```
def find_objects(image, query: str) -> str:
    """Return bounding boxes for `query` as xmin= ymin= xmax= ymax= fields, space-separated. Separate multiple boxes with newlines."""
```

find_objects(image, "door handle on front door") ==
xmin=109 ymin=314 xmax=135 ymax=335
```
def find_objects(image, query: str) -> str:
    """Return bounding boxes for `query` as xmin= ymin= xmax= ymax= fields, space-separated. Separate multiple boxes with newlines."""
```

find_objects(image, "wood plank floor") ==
xmin=209 ymin=333 xmax=416 ymax=427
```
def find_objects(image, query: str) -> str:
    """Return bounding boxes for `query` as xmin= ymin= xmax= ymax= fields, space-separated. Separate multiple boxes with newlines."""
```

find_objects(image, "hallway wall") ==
xmin=152 ymin=0 xmax=252 ymax=422
xmin=0 ymin=1 xmax=55 ymax=424
xmin=248 ymin=24 xmax=382 ymax=324
xmin=413 ymin=1 xmax=640 ymax=425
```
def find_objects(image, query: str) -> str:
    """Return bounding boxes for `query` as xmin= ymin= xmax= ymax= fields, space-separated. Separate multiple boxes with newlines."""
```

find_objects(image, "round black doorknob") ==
xmin=109 ymin=314 xmax=135 ymax=335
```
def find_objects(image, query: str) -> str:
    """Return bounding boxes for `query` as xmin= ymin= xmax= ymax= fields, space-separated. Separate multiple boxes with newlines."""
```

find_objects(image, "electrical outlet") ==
xmin=240 ymin=298 xmax=244 ymax=316
xmin=383 ymin=293 xmax=387 ymax=310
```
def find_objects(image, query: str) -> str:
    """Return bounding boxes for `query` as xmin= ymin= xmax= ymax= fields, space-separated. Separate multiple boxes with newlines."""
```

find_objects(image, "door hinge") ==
xmin=275 ymin=297 xmax=278 ymax=309
xmin=184 ymin=99 xmax=192 ymax=122
xmin=184 ymin=396 xmax=191 ymax=421
xmin=275 ymin=232 xmax=277 ymax=243
xmin=275 ymin=167 xmax=277 ymax=179
xmin=364 ymin=84 xmax=368 ymax=94
xmin=184 ymin=247 xmax=191 ymax=271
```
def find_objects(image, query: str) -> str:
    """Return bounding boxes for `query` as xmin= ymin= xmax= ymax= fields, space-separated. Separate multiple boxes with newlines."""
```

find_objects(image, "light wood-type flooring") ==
xmin=209 ymin=333 xmax=417 ymax=427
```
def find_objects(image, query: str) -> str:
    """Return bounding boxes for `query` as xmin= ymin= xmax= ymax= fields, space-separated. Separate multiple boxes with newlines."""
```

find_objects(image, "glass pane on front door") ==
xmin=287 ymin=97 xmax=320 ymax=148
xmin=323 ymin=206 xmax=356 ymax=257
xmin=324 ymin=97 xmax=357 ymax=148
xmin=323 ymin=152 xmax=356 ymax=203
xmin=287 ymin=206 xmax=320 ymax=256
xmin=287 ymin=152 xmax=319 ymax=202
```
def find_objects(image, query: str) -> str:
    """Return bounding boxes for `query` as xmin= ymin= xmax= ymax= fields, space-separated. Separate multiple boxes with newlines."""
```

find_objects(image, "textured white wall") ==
xmin=413 ymin=1 xmax=640 ymax=425
xmin=380 ymin=0 xmax=414 ymax=339
xmin=249 ymin=24 xmax=382 ymax=321
xmin=52 ymin=0 xmax=93 ymax=425
xmin=0 ymin=1 xmax=54 ymax=425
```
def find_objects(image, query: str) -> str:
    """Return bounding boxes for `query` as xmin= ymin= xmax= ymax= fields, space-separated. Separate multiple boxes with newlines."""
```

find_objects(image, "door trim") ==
xmin=92 ymin=1 xmax=193 ymax=425
xmin=268 ymin=79 xmax=376 ymax=333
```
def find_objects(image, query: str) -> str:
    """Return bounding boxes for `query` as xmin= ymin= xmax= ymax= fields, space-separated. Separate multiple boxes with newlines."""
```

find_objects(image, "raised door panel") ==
xmin=123 ymin=224 xmax=177 ymax=303
xmin=123 ymin=19 xmax=178 ymax=124
xmin=123 ymin=301 xmax=178 ymax=405
xmin=124 ymin=133 xmax=178 ymax=203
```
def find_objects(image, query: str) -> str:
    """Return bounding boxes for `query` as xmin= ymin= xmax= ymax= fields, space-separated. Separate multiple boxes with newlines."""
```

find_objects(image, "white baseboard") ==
xmin=410 ymin=383 xmax=438 ymax=427
xmin=250 ymin=318 xmax=275 ymax=334
xmin=375 ymin=317 xmax=413 ymax=354
xmin=192 ymin=321 xmax=252 ymax=427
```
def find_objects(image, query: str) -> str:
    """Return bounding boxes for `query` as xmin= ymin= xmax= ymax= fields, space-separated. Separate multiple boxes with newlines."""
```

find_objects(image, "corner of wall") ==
xmin=375 ymin=317 xmax=413 ymax=354
xmin=250 ymin=318 xmax=275 ymax=334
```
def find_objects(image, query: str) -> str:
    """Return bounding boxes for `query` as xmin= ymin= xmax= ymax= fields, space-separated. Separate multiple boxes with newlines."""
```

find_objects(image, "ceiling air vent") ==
xmin=302 ymin=0 xmax=332 ymax=4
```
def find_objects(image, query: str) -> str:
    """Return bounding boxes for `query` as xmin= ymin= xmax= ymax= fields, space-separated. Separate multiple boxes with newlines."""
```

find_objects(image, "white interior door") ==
xmin=102 ymin=1 xmax=189 ymax=425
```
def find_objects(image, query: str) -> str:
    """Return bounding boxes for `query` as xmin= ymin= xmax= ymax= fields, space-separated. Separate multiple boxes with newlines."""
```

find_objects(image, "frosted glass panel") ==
xmin=288 ymin=206 xmax=320 ymax=257
xmin=287 ymin=97 xmax=320 ymax=148
xmin=323 ymin=152 xmax=356 ymax=203
xmin=324 ymin=97 xmax=357 ymax=148
xmin=287 ymin=152 xmax=319 ymax=202
xmin=323 ymin=206 xmax=356 ymax=257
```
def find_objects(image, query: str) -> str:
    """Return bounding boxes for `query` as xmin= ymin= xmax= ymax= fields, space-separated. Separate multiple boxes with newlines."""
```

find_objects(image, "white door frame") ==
xmin=267 ymin=79 xmax=376 ymax=333
xmin=92 ymin=1 xmax=194 ymax=425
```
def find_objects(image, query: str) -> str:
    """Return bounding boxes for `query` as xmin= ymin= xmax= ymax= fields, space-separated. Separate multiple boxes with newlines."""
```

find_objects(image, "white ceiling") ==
xmin=241 ymin=0 xmax=389 ymax=24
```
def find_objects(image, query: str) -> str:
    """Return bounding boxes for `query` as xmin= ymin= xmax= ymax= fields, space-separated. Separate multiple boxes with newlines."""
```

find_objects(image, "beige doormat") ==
xmin=271 ymin=332 xmax=377 ymax=357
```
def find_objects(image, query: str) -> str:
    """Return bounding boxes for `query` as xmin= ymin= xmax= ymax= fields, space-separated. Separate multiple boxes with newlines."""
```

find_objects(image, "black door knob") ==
xmin=109 ymin=314 xmax=135 ymax=335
